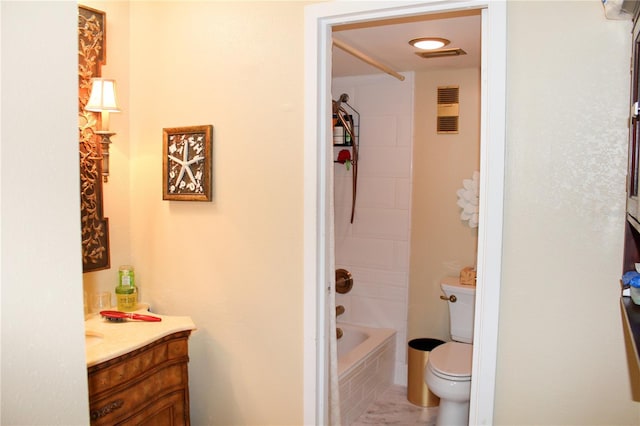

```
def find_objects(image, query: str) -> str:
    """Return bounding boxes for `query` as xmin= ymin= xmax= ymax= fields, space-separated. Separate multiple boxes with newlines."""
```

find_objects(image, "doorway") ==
xmin=303 ymin=2 xmax=507 ymax=425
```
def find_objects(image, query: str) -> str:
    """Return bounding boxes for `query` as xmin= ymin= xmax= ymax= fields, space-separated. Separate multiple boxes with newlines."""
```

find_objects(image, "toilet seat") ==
xmin=428 ymin=341 xmax=472 ymax=380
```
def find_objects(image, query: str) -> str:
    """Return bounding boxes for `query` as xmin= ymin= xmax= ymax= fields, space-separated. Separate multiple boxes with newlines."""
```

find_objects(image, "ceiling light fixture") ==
xmin=409 ymin=37 xmax=450 ymax=50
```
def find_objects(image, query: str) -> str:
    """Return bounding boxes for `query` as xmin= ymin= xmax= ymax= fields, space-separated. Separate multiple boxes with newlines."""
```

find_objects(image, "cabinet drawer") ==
xmin=90 ymin=363 xmax=187 ymax=425
xmin=88 ymin=331 xmax=191 ymax=425
xmin=121 ymin=390 xmax=187 ymax=426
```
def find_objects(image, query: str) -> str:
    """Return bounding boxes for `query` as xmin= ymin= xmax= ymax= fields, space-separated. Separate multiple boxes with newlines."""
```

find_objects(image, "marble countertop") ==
xmin=84 ymin=305 xmax=196 ymax=367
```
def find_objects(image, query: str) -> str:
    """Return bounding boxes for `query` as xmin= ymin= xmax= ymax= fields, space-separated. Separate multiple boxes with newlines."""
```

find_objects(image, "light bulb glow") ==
xmin=409 ymin=38 xmax=450 ymax=50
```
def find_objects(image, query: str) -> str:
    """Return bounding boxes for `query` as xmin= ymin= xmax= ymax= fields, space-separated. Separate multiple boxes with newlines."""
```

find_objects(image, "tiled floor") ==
xmin=351 ymin=385 xmax=438 ymax=425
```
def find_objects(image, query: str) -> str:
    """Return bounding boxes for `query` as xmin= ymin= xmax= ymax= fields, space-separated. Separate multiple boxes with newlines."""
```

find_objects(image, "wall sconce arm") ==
xmin=95 ymin=131 xmax=114 ymax=183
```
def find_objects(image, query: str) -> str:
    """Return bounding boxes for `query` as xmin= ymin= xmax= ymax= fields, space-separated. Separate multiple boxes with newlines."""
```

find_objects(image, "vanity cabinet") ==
xmin=87 ymin=330 xmax=191 ymax=425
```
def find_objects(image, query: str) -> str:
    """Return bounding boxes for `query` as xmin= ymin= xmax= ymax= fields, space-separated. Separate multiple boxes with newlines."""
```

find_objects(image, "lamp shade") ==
xmin=85 ymin=78 xmax=120 ymax=112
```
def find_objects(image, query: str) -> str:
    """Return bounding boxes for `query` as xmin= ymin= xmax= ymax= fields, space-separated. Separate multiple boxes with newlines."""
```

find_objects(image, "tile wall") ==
xmin=333 ymin=72 xmax=414 ymax=385
xmin=338 ymin=334 xmax=396 ymax=425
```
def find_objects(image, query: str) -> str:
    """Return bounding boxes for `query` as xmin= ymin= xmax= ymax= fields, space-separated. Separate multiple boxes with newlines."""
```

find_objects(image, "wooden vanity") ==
xmin=85 ymin=309 xmax=196 ymax=425
xmin=88 ymin=331 xmax=191 ymax=425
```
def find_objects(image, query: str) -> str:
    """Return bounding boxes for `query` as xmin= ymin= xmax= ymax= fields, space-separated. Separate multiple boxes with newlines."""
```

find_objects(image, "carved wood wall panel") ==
xmin=79 ymin=5 xmax=110 ymax=272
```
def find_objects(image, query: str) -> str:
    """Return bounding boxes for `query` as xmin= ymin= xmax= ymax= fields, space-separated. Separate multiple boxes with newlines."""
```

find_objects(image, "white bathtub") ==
xmin=337 ymin=322 xmax=396 ymax=425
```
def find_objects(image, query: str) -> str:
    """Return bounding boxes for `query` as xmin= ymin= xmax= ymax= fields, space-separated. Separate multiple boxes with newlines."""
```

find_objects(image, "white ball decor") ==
xmin=456 ymin=171 xmax=479 ymax=228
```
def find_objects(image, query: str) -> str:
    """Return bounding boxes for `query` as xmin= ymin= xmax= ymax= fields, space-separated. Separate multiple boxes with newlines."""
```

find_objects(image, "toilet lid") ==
xmin=429 ymin=342 xmax=472 ymax=378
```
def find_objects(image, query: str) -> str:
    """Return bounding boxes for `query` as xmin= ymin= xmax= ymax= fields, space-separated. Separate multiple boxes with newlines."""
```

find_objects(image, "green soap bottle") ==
xmin=116 ymin=265 xmax=137 ymax=312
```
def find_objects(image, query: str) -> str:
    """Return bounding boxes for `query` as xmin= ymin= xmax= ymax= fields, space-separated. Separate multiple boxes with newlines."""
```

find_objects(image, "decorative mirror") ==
xmin=78 ymin=5 xmax=110 ymax=272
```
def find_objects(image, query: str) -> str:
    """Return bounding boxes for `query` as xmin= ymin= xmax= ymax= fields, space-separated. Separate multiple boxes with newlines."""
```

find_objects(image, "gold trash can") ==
xmin=407 ymin=338 xmax=445 ymax=407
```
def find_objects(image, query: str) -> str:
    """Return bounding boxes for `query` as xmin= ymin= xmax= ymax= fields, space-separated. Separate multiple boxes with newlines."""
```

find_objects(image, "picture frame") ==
xmin=162 ymin=125 xmax=213 ymax=201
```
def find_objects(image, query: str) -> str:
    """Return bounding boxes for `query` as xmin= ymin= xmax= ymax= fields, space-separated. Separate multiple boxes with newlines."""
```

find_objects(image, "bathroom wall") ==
xmin=127 ymin=2 xmax=308 ymax=424
xmin=81 ymin=1 xmax=133 ymax=301
xmin=332 ymin=73 xmax=415 ymax=385
xmin=3 ymin=2 xmax=640 ymax=426
xmin=496 ymin=1 xmax=638 ymax=424
xmin=1 ymin=2 xmax=90 ymax=424
xmin=408 ymin=68 xmax=480 ymax=343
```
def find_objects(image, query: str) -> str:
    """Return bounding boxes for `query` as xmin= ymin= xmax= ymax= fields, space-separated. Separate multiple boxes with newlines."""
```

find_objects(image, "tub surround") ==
xmin=337 ymin=323 xmax=395 ymax=377
xmin=84 ymin=306 xmax=196 ymax=367
xmin=337 ymin=322 xmax=396 ymax=425
xmin=333 ymin=73 xmax=415 ymax=386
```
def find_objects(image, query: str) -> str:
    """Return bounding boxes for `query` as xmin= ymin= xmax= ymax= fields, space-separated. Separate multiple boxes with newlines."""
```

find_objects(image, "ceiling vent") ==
xmin=437 ymin=85 xmax=459 ymax=134
xmin=416 ymin=48 xmax=467 ymax=59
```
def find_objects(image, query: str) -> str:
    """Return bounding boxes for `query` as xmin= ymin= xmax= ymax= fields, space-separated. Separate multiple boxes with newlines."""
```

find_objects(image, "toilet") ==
xmin=425 ymin=277 xmax=475 ymax=426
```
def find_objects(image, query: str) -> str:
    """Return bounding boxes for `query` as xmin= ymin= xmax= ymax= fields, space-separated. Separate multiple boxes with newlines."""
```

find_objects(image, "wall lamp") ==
xmin=85 ymin=78 xmax=120 ymax=182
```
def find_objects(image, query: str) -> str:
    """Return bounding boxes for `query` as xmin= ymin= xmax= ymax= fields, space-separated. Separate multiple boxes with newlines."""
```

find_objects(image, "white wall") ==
xmin=495 ymin=1 xmax=639 ymax=424
xmin=1 ymin=2 xmax=89 ymax=424
xmin=332 ymin=73 xmax=415 ymax=384
xmin=2 ymin=2 xmax=639 ymax=425
xmin=127 ymin=2 xmax=307 ymax=424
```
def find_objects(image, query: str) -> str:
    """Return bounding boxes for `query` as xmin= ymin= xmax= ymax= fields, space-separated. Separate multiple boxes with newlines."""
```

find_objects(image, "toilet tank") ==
xmin=441 ymin=276 xmax=476 ymax=344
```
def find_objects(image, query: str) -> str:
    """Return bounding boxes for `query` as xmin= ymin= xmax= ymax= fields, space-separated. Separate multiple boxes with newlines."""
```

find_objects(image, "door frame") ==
xmin=303 ymin=1 xmax=506 ymax=424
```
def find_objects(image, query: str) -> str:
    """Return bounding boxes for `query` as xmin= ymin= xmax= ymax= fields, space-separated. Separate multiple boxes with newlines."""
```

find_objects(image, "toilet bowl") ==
xmin=425 ymin=341 xmax=472 ymax=426
xmin=425 ymin=341 xmax=472 ymax=425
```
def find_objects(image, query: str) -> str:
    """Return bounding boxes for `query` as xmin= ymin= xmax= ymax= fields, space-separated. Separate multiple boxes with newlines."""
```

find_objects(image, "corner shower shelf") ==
xmin=333 ymin=94 xmax=360 ymax=223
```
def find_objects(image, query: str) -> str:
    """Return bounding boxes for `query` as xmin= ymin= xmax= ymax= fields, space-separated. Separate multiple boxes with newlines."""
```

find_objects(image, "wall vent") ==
xmin=437 ymin=85 xmax=459 ymax=134
xmin=416 ymin=48 xmax=466 ymax=59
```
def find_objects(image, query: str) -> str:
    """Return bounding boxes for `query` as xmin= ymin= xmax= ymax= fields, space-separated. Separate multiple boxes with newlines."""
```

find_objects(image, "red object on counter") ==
xmin=100 ymin=310 xmax=162 ymax=322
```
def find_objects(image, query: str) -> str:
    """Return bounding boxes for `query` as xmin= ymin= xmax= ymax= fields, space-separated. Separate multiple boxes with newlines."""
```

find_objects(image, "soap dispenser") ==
xmin=116 ymin=265 xmax=137 ymax=312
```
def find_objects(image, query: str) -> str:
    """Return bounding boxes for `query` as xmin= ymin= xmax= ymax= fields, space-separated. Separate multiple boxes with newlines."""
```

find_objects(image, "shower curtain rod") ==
xmin=333 ymin=38 xmax=405 ymax=82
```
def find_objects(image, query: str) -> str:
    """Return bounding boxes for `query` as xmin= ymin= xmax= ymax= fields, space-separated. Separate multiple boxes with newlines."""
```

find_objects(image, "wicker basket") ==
xmin=460 ymin=266 xmax=476 ymax=286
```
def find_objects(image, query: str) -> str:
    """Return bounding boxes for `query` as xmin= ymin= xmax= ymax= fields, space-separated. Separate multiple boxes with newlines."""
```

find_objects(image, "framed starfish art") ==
xmin=162 ymin=125 xmax=213 ymax=201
